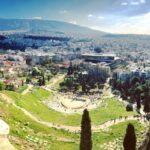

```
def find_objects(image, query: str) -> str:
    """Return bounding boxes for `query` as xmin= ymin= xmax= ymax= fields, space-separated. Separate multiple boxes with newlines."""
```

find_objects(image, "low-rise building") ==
xmin=82 ymin=53 xmax=116 ymax=63
xmin=114 ymin=67 xmax=150 ymax=81
xmin=81 ymin=62 xmax=111 ymax=82
xmin=25 ymin=51 xmax=54 ymax=65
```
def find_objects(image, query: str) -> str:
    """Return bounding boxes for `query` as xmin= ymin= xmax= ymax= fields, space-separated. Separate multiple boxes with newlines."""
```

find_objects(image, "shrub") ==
xmin=126 ymin=104 xmax=133 ymax=111
xmin=112 ymin=90 xmax=121 ymax=96
xmin=0 ymin=81 xmax=6 ymax=90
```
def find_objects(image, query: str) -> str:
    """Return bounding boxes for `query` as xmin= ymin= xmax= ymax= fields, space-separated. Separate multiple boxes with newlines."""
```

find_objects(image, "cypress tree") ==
xmin=123 ymin=123 xmax=136 ymax=150
xmin=144 ymin=92 xmax=150 ymax=114
xmin=42 ymin=74 xmax=45 ymax=85
xmin=80 ymin=109 xmax=92 ymax=150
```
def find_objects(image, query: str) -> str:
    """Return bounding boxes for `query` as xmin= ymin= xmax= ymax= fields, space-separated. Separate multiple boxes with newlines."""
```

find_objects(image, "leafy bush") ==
xmin=0 ymin=81 xmax=6 ymax=90
xmin=126 ymin=104 xmax=133 ymax=111
xmin=112 ymin=90 xmax=121 ymax=96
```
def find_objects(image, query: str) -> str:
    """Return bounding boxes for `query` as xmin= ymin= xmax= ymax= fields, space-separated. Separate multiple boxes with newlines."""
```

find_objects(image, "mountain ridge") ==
xmin=0 ymin=18 xmax=106 ymax=35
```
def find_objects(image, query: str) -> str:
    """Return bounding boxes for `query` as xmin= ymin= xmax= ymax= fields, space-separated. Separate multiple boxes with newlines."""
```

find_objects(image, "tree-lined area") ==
xmin=111 ymin=76 xmax=150 ymax=113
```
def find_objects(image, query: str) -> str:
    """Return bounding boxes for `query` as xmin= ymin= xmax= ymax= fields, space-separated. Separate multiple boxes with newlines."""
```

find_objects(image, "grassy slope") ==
xmin=3 ymin=88 xmax=136 ymax=126
xmin=0 ymin=89 xmax=147 ymax=150
xmin=0 ymin=98 xmax=79 ymax=150
xmin=93 ymin=120 xmax=147 ymax=149
xmin=90 ymin=98 xmax=136 ymax=125
xmin=0 ymin=99 xmax=146 ymax=150
xmin=16 ymin=85 xmax=28 ymax=93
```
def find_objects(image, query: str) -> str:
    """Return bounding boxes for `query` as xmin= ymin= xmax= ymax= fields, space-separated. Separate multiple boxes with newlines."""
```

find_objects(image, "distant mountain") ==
xmin=0 ymin=18 xmax=105 ymax=35
xmin=104 ymin=33 xmax=150 ymax=39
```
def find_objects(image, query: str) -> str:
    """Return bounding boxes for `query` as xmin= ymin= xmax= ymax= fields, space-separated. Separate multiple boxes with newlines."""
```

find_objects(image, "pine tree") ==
xmin=135 ymin=86 xmax=142 ymax=110
xmin=144 ymin=92 xmax=150 ymax=114
xmin=42 ymin=74 xmax=45 ymax=85
xmin=80 ymin=109 xmax=92 ymax=150
xmin=123 ymin=123 xmax=136 ymax=150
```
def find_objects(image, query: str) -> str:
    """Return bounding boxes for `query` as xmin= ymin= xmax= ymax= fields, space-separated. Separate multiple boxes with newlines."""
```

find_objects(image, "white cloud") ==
xmin=98 ymin=16 xmax=104 ymax=19
xmin=121 ymin=0 xmax=146 ymax=6
xmin=121 ymin=2 xmax=128 ymax=6
xmin=88 ymin=14 xmax=94 ymax=18
xmin=88 ymin=14 xmax=104 ymax=20
xmin=59 ymin=10 xmax=68 ymax=14
xmin=140 ymin=0 xmax=146 ymax=3
xmin=90 ymin=26 xmax=103 ymax=31
xmin=118 ymin=12 xmax=150 ymax=34
xmin=89 ymin=12 xmax=150 ymax=35
xmin=32 ymin=16 xmax=43 ymax=20
xmin=130 ymin=1 xmax=140 ymax=5
xmin=122 ymin=0 xmax=146 ymax=6
xmin=69 ymin=21 xmax=77 ymax=25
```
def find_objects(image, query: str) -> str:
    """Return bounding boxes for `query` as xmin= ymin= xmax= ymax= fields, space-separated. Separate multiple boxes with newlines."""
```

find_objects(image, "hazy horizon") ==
xmin=0 ymin=0 xmax=150 ymax=34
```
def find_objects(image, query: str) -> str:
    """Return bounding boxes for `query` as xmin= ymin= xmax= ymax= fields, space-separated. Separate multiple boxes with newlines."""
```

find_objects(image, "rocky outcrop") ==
xmin=0 ymin=119 xmax=15 ymax=150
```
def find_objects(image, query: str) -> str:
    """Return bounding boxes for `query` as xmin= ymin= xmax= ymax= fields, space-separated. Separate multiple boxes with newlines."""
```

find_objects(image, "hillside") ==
xmin=0 ymin=18 xmax=105 ymax=35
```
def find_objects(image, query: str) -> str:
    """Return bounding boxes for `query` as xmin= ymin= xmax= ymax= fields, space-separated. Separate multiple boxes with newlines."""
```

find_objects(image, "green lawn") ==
xmin=0 ymin=97 xmax=79 ymax=150
xmin=0 ymin=91 xmax=147 ymax=150
xmin=16 ymin=85 xmax=28 ymax=93
xmin=0 ymin=98 xmax=146 ymax=150
xmin=90 ymin=98 xmax=136 ymax=125
xmin=3 ymin=88 xmax=136 ymax=126
xmin=93 ymin=120 xmax=147 ymax=150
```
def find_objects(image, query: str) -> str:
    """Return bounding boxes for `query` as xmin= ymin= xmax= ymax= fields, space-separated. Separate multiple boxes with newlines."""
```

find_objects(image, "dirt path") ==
xmin=42 ymin=74 xmax=65 ymax=93
xmin=0 ymin=93 xmax=147 ymax=133
xmin=0 ymin=137 xmax=16 ymax=150
xmin=23 ymin=74 xmax=64 ymax=95
xmin=45 ymin=74 xmax=65 ymax=89
xmin=22 ymin=84 xmax=33 ymax=95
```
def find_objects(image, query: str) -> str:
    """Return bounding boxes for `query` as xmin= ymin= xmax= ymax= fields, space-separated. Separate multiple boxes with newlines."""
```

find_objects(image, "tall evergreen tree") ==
xmin=144 ymin=87 xmax=150 ymax=114
xmin=144 ymin=97 xmax=150 ymax=114
xmin=135 ymin=86 xmax=142 ymax=110
xmin=80 ymin=109 xmax=92 ymax=150
xmin=67 ymin=62 xmax=74 ymax=75
xmin=123 ymin=123 xmax=136 ymax=150
xmin=42 ymin=74 xmax=45 ymax=85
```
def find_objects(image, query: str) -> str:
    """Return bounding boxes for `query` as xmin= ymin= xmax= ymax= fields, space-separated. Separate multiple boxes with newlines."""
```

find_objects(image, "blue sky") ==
xmin=0 ymin=0 xmax=150 ymax=34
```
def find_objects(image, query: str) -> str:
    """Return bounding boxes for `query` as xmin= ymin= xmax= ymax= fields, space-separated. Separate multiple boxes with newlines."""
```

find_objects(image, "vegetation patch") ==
xmin=3 ymin=89 xmax=136 ymax=126
xmin=0 ymin=98 xmax=79 ymax=150
xmin=93 ymin=121 xmax=147 ymax=150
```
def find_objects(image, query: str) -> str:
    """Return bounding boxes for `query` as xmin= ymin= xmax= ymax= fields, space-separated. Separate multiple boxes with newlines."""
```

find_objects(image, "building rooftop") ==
xmin=26 ymin=51 xmax=55 ymax=57
xmin=81 ymin=53 xmax=116 ymax=57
